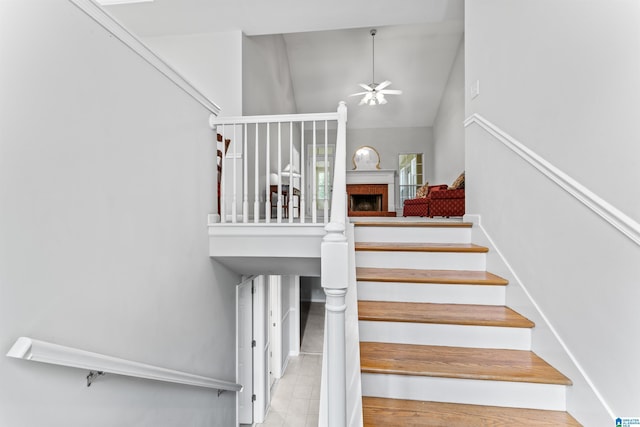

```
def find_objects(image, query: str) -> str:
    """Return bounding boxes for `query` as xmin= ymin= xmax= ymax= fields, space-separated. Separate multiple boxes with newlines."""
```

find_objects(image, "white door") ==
xmin=253 ymin=276 xmax=271 ymax=423
xmin=269 ymin=275 xmax=283 ymax=379
xmin=237 ymin=278 xmax=253 ymax=424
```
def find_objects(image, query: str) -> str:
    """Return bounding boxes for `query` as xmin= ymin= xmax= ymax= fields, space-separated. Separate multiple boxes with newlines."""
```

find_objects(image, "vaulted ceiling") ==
xmin=103 ymin=0 xmax=464 ymax=129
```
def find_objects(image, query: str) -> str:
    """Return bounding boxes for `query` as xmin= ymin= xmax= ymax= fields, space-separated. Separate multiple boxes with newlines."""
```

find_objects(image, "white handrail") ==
xmin=209 ymin=112 xmax=339 ymax=126
xmin=7 ymin=337 xmax=242 ymax=393
xmin=464 ymin=114 xmax=640 ymax=246
xmin=70 ymin=0 xmax=220 ymax=115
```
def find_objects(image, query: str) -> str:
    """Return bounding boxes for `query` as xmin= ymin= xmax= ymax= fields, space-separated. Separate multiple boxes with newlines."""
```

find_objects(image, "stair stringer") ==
xmin=464 ymin=214 xmax=612 ymax=426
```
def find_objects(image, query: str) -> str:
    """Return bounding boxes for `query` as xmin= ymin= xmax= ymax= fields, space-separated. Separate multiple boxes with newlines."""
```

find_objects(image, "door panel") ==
xmin=237 ymin=279 xmax=253 ymax=424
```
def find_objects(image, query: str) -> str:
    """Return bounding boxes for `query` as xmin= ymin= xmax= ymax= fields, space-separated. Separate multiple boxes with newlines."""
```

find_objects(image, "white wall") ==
xmin=143 ymin=31 xmax=243 ymax=117
xmin=242 ymin=34 xmax=298 ymax=116
xmin=466 ymin=0 xmax=640 ymax=424
xmin=433 ymin=39 xmax=465 ymax=185
xmin=466 ymin=0 xmax=640 ymax=223
xmin=0 ymin=2 xmax=239 ymax=425
xmin=346 ymin=127 xmax=434 ymax=181
xmin=239 ymin=34 xmax=300 ymax=219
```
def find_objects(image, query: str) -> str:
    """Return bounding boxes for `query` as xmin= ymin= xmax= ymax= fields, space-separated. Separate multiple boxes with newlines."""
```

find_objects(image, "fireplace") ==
xmin=351 ymin=194 xmax=382 ymax=212
xmin=346 ymin=184 xmax=396 ymax=217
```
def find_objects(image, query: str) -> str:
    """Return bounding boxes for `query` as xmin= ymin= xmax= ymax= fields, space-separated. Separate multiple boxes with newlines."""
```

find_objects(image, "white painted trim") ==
xmin=210 ymin=112 xmax=339 ymax=127
xmin=468 ymin=215 xmax=615 ymax=419
xmin=464 ymin=114 xmax=640 ymax=246
xmin=362 ymin=373 xmax=567 ymax=411
xmin=68 ymin=0 xmax=221 ymax=115
xmin=7 ymin=337 xmax=241 ymax=392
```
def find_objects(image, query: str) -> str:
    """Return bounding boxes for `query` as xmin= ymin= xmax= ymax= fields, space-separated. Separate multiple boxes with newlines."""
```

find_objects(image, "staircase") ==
xmin=353 ymin=220 xmax=582 ymax=426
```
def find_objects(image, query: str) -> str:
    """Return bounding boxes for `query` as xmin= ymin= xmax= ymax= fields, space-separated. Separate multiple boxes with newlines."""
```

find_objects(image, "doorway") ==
xmin=299 ymin=276 xmax=325 ymax=354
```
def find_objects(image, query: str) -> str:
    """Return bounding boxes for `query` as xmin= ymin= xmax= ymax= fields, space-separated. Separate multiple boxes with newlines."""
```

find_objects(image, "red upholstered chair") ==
xmin=402 ymin=185 xmax=448 ymax=217
xmin=428 ymin=187 xmax=465 ymax=217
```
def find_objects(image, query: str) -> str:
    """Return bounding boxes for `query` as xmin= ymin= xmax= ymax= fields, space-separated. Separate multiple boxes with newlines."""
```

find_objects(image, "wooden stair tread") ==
xmin=354 ymin=221 xmax=473 ymax=228
xmin=355 ymin=242 xmax=488 ymax=253
xmin=358 ymin=301 xmax=534 ymax=328
xmin=357 ymin=267 xmax=508 ymax=286
xmin=362 ymin=397 xmax=582 ymax=426
xmin=360 ymin=342 xmax=572 ymax=385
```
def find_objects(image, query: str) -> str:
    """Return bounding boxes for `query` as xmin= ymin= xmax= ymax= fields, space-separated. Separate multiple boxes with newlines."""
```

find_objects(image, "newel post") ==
xmin=321 ymin=223 xmax=348 ymax=427
xmin=321 ymin=101 xmax=348 ymax=427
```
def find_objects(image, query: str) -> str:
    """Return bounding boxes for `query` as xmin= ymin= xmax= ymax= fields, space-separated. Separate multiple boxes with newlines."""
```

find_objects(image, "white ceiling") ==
xmin=104 ymin=0 xmax=464 ymax=129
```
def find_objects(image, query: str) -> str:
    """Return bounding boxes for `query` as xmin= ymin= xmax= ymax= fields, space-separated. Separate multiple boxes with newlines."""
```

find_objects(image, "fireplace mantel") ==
xmin=346 ymin=169 xmax=396 ymax=214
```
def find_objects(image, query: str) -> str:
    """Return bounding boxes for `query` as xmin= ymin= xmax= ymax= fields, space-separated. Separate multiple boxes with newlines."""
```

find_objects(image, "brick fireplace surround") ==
xmin=347 ymin=184 xmax=393 ymax=216
xmin=345 ymin=170 xmax=397 ymax=217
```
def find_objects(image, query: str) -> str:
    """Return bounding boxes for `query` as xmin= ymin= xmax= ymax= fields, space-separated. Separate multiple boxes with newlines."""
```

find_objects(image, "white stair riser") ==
xmin=356 ymin=251 xmax=486 ymax=271
xmin=354 ymin=227 xmax=471 ymax=244
xmin=361 ymin=374 xmax=567 ymax=411
xmin=358 ymin=281 xmax=506 ymax=305
xmin=359 ymin=321 xmax=531 ymax=350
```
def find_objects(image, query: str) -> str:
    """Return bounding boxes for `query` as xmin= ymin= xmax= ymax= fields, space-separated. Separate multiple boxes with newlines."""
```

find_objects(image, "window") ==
xmin=398 ymin=153 xmax=424 ymax=206
xmin=307 ymin=144 xmax=335 ymax=216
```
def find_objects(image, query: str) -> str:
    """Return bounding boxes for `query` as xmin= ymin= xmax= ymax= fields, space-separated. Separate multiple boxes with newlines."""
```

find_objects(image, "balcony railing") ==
xmin=209 ymin=106 xmax=343 ymax=225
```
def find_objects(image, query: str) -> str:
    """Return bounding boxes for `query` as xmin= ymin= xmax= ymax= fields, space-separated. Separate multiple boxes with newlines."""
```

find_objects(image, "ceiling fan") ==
xmin=350 ymin=29 xmax=402 ymax=106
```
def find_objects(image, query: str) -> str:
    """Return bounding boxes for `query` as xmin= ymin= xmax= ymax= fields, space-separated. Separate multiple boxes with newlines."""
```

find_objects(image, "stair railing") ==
xmin=209 ymin=106 xmax=341 ymax=224
xmin=319 ymin=101 xmax=355 ymax=427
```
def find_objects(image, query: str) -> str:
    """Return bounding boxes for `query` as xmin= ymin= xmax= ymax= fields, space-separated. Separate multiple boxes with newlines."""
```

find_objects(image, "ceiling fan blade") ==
xmin=349 ymin=91 xmax=370 ymax=97
xmin=379 ymin=89 xmax=403 ymax=95
xmin=375 ymin=80 xmax=391 ymax=91
xmin=359 ymin=83 xmax=373 ymax=91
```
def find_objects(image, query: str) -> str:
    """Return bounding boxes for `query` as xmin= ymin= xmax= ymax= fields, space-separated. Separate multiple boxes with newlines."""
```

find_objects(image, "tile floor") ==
xmin=256 ymin=353 xmax=322 ymax=427
xmin=257 ymin=301 xmax=325 ymax=427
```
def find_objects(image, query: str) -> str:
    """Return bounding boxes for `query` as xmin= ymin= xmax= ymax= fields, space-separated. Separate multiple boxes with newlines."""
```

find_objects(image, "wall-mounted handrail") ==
xmin=69 ymin=0 xmax=220 ymax=116
xmin=7 ymin=337 xmax=242 ymax=393
xmin=464 ymin=113 xmax=640 ymax=247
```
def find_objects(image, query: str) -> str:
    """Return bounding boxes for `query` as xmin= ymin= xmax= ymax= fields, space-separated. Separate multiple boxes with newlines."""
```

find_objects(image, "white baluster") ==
xmin=277 ymin=122 xmax=282 ymax=223
xmin=265 ymin=123 xmax=271 ymax=223
xmin=288 ymin=121 xmax=294 ymax=223
xmin=312 ymin=121 xmax=317 ymax=224
xmin=220 ymin=124 xmax=226 ymax=223
xmin=324 ymin=120 xmax=329 ymax=223
xmin=243 ymin=123 xmax=249 ymax=223
xmin=232 ymin=124 xmax=237 ymax=223
xmin=300 ymin=122 xmax=305 ymax=224
xmin=254 ymin=123 xmax=260 ymax=223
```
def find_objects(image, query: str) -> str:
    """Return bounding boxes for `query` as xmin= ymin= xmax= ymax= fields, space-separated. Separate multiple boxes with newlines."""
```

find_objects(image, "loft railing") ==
xmin=209 ymin=106 xmax=343 ymax=225
xmin=6 ymin=337 xmax=241 ymax=393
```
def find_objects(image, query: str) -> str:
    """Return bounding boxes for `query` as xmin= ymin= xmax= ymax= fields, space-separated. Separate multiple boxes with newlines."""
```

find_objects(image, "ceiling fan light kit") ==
xmin=350 ymin=28 xmax=402 ymax=106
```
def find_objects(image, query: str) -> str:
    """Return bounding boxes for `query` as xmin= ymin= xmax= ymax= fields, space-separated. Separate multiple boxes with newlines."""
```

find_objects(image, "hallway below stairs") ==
xmin=354 ymin=219 xmax=582 ymax=426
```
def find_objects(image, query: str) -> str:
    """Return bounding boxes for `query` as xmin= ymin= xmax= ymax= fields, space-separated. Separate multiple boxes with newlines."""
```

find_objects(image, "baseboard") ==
xmin=467 ymin=214 xmax=613 ymax=426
